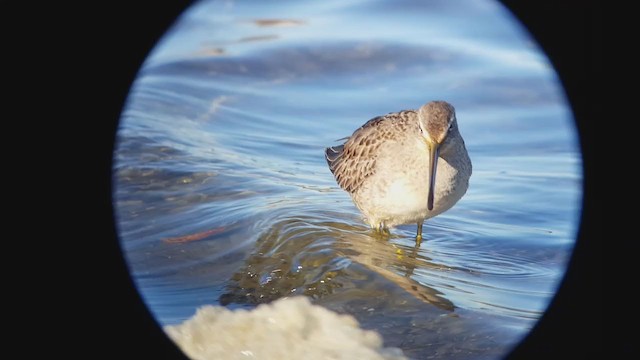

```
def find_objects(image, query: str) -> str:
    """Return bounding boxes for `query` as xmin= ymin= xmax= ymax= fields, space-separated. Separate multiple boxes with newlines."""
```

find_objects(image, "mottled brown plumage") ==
xmin=325 ymin=101 xmax=472 ymax=242
xmin=326 ymin=111 xmax=416 ymax=193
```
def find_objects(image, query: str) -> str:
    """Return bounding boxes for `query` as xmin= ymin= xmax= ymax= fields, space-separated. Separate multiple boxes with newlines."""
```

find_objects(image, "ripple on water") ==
xmin=386 ymin=220 xmax=568 ymax=320
xmin=113 ymin=0 xmax=581 ymax=358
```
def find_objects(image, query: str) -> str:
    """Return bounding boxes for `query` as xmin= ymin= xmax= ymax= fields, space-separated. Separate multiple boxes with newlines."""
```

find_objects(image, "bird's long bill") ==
xmin=427 ymin=142 xmax=440 ymax=211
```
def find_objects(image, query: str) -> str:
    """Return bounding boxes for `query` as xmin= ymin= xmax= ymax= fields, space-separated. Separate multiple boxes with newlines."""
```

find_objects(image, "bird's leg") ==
xmin=377 ymin=221 xmax=391 ymax=237
xmin=415 ymin=222 xmax=423 ymax=244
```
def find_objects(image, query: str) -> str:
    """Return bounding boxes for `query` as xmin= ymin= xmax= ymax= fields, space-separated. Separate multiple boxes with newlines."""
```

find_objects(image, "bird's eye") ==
xmin=448 ymin=123 xmax=454 ymax=131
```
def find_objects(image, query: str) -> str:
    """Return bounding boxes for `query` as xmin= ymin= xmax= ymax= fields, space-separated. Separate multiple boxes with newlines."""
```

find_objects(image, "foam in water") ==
xmin=165 ymin=296 xmax=407 ymax=360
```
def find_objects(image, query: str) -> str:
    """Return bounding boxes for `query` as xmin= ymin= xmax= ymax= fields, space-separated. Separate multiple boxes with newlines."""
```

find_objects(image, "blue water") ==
xmin=113 ymin=0 xmax=582 ymax=358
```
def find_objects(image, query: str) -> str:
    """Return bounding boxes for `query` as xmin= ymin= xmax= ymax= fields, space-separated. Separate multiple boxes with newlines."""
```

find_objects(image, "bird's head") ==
xmin=417 ymin=101 xmax=458 ymax=211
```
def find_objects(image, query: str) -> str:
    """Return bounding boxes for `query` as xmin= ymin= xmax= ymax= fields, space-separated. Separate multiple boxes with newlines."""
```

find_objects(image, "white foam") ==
xmin=165 ymin=296 xmax=407 ymax=360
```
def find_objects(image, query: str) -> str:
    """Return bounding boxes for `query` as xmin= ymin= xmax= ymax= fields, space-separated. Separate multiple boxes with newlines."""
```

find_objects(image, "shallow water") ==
xmin=113 ymin=0 xmax=582 ymax=358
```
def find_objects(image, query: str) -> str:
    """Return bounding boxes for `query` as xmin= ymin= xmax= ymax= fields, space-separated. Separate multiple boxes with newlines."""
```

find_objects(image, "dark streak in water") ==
xmin=164 ymin=227 xmax=227 ymax=243
xmin=142 ymin=41 xmax=459 ymax=81
xmin=252 ymin=19 xmax=306 ymax=27
xmin=238 ymin=34 xmax=280 ymax=43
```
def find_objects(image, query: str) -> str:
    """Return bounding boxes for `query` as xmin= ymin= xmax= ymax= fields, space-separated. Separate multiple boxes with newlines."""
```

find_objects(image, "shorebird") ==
xmin=325 ymin=101 xmax=471 ymax=243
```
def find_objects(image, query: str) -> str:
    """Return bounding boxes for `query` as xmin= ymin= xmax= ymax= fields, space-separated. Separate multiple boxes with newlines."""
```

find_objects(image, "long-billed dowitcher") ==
xmin=325 ymin=101 xmax=471 ymax=243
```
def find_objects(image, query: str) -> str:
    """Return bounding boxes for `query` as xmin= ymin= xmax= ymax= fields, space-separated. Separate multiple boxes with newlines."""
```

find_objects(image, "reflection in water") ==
xmin=218 ymin=216 xmax=453 ymax=311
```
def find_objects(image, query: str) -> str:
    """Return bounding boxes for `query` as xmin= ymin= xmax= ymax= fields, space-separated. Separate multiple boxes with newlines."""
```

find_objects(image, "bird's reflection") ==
xmin=219 ymin=215 xmax=454 ymax=311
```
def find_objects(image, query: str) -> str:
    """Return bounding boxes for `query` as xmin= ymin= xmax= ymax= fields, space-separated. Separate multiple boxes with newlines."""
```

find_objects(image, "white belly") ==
xmin=353 ymin=157 xmax=468 ymax=229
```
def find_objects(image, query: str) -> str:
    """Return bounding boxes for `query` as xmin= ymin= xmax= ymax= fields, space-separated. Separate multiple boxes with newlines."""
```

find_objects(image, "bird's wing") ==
xmin=325 ymin=111 xmax=413 ymax=193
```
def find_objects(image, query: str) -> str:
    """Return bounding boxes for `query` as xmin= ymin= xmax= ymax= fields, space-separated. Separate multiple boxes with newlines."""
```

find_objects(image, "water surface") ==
xmin=113 ymin=0 xmax=582 ymax=358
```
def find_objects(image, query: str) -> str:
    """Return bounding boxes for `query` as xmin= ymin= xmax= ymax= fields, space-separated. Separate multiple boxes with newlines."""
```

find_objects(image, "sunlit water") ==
xmin=113 ymin=0 xmax=582 ymax=358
